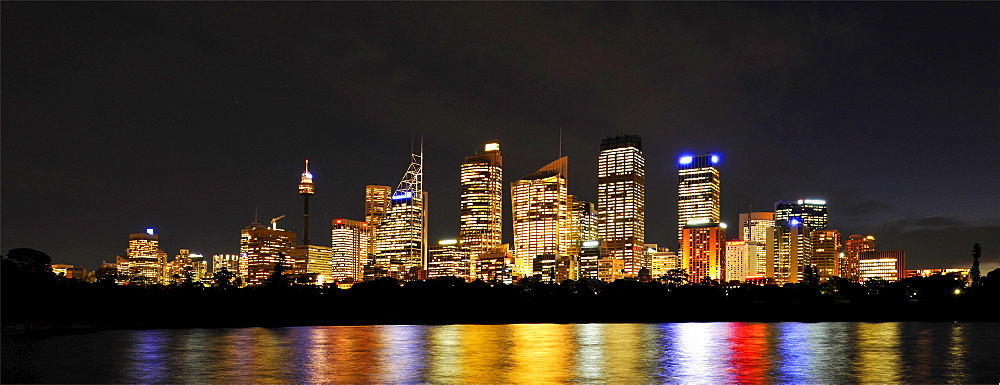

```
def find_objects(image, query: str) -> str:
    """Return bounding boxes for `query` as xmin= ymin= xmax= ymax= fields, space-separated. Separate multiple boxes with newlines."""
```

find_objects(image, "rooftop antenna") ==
xmin=558 ymin=127 xmax=563 ymax=159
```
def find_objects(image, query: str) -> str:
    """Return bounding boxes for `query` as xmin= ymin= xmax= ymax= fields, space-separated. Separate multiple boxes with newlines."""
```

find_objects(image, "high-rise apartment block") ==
xmin=127 ymin=229 xmax=164 ymax=285
xmin=375 ymin=152 xmax=427 ymax=280
xmin=459 ymin=143 xmax=503 ymax=263
xmin=859 ymin=250 xmax=906 ymax=282
xmin=288 ymin=244 xmax=333 ymax=284
xmin=677 ymin=153 xmax=720 ymax=243
xmin=331 ymin=218 xmax=369 ymax=282
xmin=681 ymin=220 xmax=726 ymax=283
xmin=240 ymin=221 xmax=296 ymax=286
xmin=212 ymin=254 xmax=242 ymax=280
xmin=775 ymin=199 xmax=828 ymax=230
xmin=364 ymin=185 xmax=392 ymax=256
xmin=597 ymin=135 xmax=646 ymax=278
xmin=511 ymin=157 xmax=569 ymax=279
xmin=738 ymin=212 xmax=775 ymax=278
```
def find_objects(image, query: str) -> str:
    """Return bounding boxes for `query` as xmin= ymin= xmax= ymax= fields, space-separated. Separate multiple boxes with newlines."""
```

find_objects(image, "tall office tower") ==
xmin=364 ymin=185 xmax=392 ymax=258
xmin=811 ymin=230 xmax=842 ymax=281
xmin=299 ymin=160 xmax=315 ymax=246
xmin=331 ymin=219 xmax=370 ymax=282
xmin=240 ymin=220 xmax=297 ymax=286
xmin=680 ymin=220 xmax=726 ymax=283
xmin=775 ymin=199 xmax=828 ymax=230
xmin=845 ymin=235 xmax=876 ymax=282
xmin=459 ymin=142 xmax=503 ymax=263
xmin=511 ymin=157 xmax=569 ymax=279
xmin=288 ymin=245 xmax=333 ymax=284
xmin=725 ymin=241 xmax=761 ymax=283
xmin=127 ymin=229 xmax=164 ymax=285
xmin=738 ymin=212 xmax=775 ymax=277
xmin=677 ymin=153 xmax=721 ymax=243
xmin=597 ymin=135 xmax=646 ymax=278
xmin=771 ymin=219 xmax=812 ymax=284
xmin=859 ymin=250 xmax=906 ymax=282
xmin=375 ymin=151 xmax=427 ymax=280
xmin=566 ymin=196 xmax=598 ymax=258
xmin=427 ymin=240 xmax=472 ymax=280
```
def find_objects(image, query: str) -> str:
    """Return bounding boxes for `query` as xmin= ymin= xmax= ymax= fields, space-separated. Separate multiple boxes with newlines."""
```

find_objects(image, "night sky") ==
xmin=3 ymin=2 xmax=997 ymax=272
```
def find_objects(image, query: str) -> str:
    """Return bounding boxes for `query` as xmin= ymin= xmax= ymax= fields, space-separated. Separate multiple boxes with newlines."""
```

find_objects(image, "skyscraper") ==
xmin=331 ymin=218 xmax=370 ymax=282
xmin=771 ymin=219 xmax=812 ymax=284
xmin=845 ymin=235 xmax=876 ymax=282
xmin=597 ymin=135 xmax=645 ymax=278
xmin=738 ymin=212 xmax=775 ymax=278
xmin=364 ymin=185 xmax=392 ymax=257
xmin=241 ymin=219 xmax=296 ymax=286
xmin=677 ymin=153 xmax=721 ymax=243
xmin=512 ymin=157 xmax=569 ymax=279
xmin=566 ymin=195 xmax=598 ymax=258
xmin=680 ymin=220 xmax=726 ymax=283
xmin=375 ymin=151 xmax=427 ymax=280
xmin=459 ymin=142 xmax=503 ymax=262
xmin=775 ymin=199 xmax=828 ymax=230
xmin=725 ymin=240 xmax=761 ymax=283
xmin=810 ymin=229 xmax=842 ymax=281
xmin=427 ymin=239 xmax=471 ymax=280
xmin=127 ymin=228 xmax=164 ymax=285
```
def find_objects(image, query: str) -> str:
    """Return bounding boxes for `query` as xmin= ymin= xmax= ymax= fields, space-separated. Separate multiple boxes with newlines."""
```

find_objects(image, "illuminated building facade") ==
xmin=597 ymin=257 xmax=625 ymax=282
xmin=288 ymin=244 xmax=333 ymax=284
xmin=677 ymin=153 xmax=721 ymax=243
xmin=845 ymin=235 xmax=876 ymax=282
xmin=681 ymin=220 xmax=726 ymax=283
xmin=511 ymin=157 xmax=569 ymax=279
xmin=905 ymin=268 xmax=970 ymax=283
xmin=240 ymin=221 xmax=296 ymax=286
xmin=331 ymin=219 xmax=369 ymax=282
xmin=597 ymin=135 xmax=645 ymax=278
xmin=475 ymin=245 xmax=513 ymax=283
xmin=859 ymin=250 xmax=906 ymax=282
xmin=212 ymin=254 xmax=242 ymax=280
xmin=725 ymin=241 xmax=760 ymax=283
xmin=810 ymin=229 xmax=842 ymax=280
xmin=555 ymin=254 xmax=579 ymax=282
xmin=375 ymin=151 xmax=427 ymax=280
xmin=738 ymin=212 xmax=774 ymax=276
xmin=459 ymin=143 xmax=503 ymax=265
xmin=647 ymin=245 xmax=679 ymax=278
xmin=364 ymin=185 xmax=392 ymax=256
xmin=775 ymin=199 xmax=828 ymax=230
xmin=566 ymin=196 xmax=598 ymax=258
xmin=427 ymin=239 xmax=471 ymax=280
xmin=771 ymin=219 xmax=812 ymax=284
xmin=578 ymin=240 xmax=601 ymax=280
xmin=127 ymin=229 xmax=164 ymax=285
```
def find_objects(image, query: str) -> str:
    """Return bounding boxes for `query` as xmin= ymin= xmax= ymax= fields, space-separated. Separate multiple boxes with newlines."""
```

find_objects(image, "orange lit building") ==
xmin=681 ymin=220 xmax=726 ymax=283
xmin=860 ymin=249 xmax=906 ymax=282
xmin=331 ymin=218 xmax=369 ymax=282
xmin=845 ymin=235 xmax=876 ymax=282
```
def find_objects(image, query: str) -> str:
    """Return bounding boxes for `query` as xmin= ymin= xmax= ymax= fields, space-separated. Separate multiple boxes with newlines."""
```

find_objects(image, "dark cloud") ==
xmin=880 ymin=217 xmax=967 ymax=233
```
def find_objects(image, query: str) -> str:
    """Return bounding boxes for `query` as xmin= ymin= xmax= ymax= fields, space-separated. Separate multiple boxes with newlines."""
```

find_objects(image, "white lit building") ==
xmin=597 ymin=135 xmax=646 ymax=278
xmin=511 ymin=157 xmax=569 ymax=279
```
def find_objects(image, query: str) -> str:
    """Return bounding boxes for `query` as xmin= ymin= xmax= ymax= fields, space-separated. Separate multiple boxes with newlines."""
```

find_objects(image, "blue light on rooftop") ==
xmin=710 ymin=154 xmax=719 ymax=164
xmin=146 ymin=228 xmax=155 ymax=235
xmin=392 ymin=191 xmax=414 ymax=200
xmin=679 ymin=156 xmax=693 ymax=165
xmin=790 ymin=218 xmax=801 ymax=226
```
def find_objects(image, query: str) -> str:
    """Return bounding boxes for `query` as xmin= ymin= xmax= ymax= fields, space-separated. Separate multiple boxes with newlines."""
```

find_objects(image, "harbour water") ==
xmin=3 ymin=322 xmax=998 ymax=383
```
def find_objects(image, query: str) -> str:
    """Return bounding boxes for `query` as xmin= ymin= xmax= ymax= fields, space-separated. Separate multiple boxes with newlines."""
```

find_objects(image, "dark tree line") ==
xmin=3 ymin=247 xmax=998 ymax=332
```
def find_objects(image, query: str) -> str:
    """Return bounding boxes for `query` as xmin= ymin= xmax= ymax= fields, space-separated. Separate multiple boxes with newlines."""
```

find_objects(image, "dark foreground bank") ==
xmin=3 ymin=275 xmax=998 ymax=333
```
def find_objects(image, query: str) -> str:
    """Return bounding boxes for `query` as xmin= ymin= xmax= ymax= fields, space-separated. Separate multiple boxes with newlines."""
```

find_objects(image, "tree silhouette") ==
xmin=971 ymin=243 xmax=982 ymax=288
xmin=214 ymin=267 xmax=235 ymax=289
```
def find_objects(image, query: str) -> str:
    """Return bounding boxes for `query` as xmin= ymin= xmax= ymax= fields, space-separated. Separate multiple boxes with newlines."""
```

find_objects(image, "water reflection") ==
xmin=47 ymin=322 xmax=990 ymax=384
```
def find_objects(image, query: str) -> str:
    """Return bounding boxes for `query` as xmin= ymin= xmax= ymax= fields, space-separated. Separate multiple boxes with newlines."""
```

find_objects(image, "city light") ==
xmin=392 ymin=191 xmax=414 ymax=200
xmin=679 ymin=155 xmax=693 ymax=165
xmin=146 ymin=228 xmax=155 ymax=235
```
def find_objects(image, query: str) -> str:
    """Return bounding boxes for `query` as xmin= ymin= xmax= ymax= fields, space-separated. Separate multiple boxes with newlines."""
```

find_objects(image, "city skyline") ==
xmin=3 ymin=2 xmax=997 ymax=272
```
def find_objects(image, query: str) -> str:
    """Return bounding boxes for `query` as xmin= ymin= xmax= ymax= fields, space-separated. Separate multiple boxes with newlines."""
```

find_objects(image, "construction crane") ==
xmin=270 ymin=214 xmax=286 ymax=230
